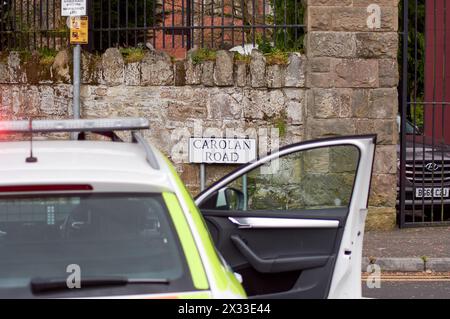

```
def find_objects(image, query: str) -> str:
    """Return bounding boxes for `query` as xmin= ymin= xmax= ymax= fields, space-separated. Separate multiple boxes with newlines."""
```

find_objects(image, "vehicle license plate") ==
xmin=415 ymin=188 xmax=450 ymax=198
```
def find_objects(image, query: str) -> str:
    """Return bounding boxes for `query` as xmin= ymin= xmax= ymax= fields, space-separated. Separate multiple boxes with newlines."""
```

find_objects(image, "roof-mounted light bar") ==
xmin=0 ymin=118 xmax=149 ymax=133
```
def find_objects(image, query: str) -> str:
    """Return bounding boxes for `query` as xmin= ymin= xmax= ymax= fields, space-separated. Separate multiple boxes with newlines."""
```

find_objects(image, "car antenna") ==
xmin=25 ymin=118 xmax=37 ymax=163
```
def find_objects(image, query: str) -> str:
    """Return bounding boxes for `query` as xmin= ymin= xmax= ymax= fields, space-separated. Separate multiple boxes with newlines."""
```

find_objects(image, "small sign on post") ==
xmin=189 ymin=137 xmax=257 ymax=164
xmin=69 ymin=16 xmax=88 ymax=44
xmin=61 ymin=0 xmax=87 ymax=17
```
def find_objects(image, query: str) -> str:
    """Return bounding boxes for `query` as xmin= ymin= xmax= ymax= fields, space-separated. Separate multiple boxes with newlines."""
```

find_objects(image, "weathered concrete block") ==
xmin=379 ymin=59 xmax=399 ymax=87
xmin=285 ymin=53 xmax=306 ymax=87
xmin=309 ymin=32 xmax=356 ymax=58
xmin=373 ymin=145 xmax=397 ymax=174
xmin=286 ymin=100 xmax=303 ymax=125
xmin=174 ymin=61 xmax=186 ymax=86
xmin=369 ymin=174 xmax=397 ymax=207
xmin=427 ymin=258 xmax=450 ymax=272
xmin=351 ymin=89 xmax=370 ymax=118
xmin=167 ymin=101 xmax=206 ymax=121
xmin=202 ymin=60 xmax=215 ymax=86
xmin=308 ymin=57 xmax=382 ymax=91
xmin=209 ymin=91 xmax=243 ymax=120
xmin=308 ymin=72 xmax=335 ymax=88
xmin=308 ymin=7 xmax=332 ymax=31
xmin=8 ymin=52 xmax=26 ymax=83
xmin=362 ymin=257 xmax=423 ymax=272
xmin=310 ymin=57 xmax=331 ymax=73
xmin=356 ymin=119 xmax=397 ymax=144
xmin=284 ymin=88 xmax=305 ymax=125
xmin=356 ymin=32 xmax=398 ymax=59
xmin=51 ymin=50 xmax=71 ymax=84
xmin=213 ymin=50 xmax=234 ymax=86
xmin=243 ymin=89 xmax=285 ymax=119
xmin=334 ymin=59 xmax=379 ymax=87
xmin=141 ymin=50 xmax=173 ymax=86
xmin=0 ymin=60 xmax=9 ymax=83
xmin=306 ymin=118 xmax=356 ymax=139
xmin=81 ymin=52 xmax=102 ymax=84
xmin=266 ymin=64 xmax=285 ymax=88
xmin=352 ymin=88 xmax=397 ymax=119
xmin=234 ymin=61 xmax=248 ymax=87
xmin=365 ymin=207 xmax=397 ymax=231
xmin=39 ymin=85 xmax=70 ymax=117
xmin=310 ymin=6 xmax=398 ymax=32
xmin=310 ymin=88 xmax=352 ymax=119
xmin=250 ymin=50 xmax=266 ymax=88
xmin=185 ymin=50 xmax=202 ymax=85
xmin=125 ymin=62 xmax=141 ymax=86
xmin=368 ymin=88 xmax=397 ymax=119
xmin=165 ymin=88 xmax=208 ymax=121
xmin=283 ymin=88 xmax=304 ymax=101
xmin=102 ymin=48 xmax=124 ymax=86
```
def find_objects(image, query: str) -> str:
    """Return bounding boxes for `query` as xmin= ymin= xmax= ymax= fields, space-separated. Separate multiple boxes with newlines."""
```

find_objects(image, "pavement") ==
xmin=362 ymin=280 xmax=450 ymax=299
xmin=362 ymin=226 xmax=450 ymax=272
xmin=361 ymin=272 xmax=450 ymax=298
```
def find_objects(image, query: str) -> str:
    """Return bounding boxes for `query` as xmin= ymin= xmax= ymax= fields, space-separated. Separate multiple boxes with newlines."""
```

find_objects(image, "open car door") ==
xmin=195 ymin=135 xmax=376 ymax=299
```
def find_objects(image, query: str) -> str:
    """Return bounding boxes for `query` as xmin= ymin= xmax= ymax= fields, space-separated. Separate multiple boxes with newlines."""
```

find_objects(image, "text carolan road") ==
xmin=189 ymin=138 xmax=257 ymax=164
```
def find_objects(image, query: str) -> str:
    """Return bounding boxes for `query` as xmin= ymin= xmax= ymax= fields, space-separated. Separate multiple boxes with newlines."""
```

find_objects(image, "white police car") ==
xmin=0 ymin=118 xmax=376 ymax=299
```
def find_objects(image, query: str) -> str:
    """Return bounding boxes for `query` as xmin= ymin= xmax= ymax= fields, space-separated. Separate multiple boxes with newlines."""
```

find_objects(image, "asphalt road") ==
xmin=362 ymin=281 xmax=450 ymax=299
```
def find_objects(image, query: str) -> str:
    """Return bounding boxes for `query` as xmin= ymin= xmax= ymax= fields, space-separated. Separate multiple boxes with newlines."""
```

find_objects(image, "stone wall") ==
xmin=0 ymin=47 xmax=307 ymax=196
xmin=0 ymin=0 xmax=399 ymax=230
xmin=306 ymin=0 xmax=399 ymax=230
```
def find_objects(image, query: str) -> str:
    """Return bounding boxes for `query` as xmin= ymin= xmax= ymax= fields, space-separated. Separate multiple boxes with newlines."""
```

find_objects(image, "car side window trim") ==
xmin=195 ymin=135 xmax=376 ymax=207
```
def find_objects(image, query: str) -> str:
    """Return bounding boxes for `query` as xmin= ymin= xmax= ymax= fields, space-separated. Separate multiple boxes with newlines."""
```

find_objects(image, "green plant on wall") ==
xmin=191 ymin=48 xmax=217 ymax=65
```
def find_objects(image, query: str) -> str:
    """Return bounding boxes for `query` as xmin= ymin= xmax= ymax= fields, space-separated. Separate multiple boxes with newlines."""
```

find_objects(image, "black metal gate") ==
xmin=399 ymin=0 xmax=450 ymax=227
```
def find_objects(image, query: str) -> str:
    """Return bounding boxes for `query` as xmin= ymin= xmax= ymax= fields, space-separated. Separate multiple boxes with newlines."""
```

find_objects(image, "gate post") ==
xmin=399 ymin=0 xmax=408 ymax=228
xmin=306 ymin=0 xmax=400 ymax=230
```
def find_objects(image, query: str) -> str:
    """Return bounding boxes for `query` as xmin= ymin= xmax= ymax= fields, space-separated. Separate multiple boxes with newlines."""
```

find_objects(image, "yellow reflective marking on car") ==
xmin=162 ymin=192 xmax=209 ymax=290
xmin=162 ymin=158 xmax=246 ymax=297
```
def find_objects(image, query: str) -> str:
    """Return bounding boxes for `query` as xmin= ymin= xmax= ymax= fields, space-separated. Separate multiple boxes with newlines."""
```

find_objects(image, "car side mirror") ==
xmin=199 ymin=187 xmax=245 ymax=210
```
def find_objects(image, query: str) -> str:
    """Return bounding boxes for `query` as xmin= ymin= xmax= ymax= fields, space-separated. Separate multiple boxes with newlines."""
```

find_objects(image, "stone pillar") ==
xmin=305 ymin=0 xmax=399 ymax=230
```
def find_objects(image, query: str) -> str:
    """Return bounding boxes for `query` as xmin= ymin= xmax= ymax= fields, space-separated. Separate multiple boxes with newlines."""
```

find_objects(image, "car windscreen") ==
xmin=0 ymin=193 xmax=195 ymax=298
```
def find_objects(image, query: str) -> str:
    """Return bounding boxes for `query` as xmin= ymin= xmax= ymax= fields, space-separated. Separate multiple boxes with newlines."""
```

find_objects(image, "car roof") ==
xmin=0 ymin=140 xmax=175 ymax=193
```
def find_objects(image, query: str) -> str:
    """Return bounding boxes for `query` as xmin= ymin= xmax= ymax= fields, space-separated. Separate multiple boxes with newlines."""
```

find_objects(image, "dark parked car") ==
xmin=397 ymin=116 xmax=450 ymax=222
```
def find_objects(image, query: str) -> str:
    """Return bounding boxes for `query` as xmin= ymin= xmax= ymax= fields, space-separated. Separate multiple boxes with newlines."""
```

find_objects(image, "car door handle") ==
xmin=230 ymin=235 xmax=329 ymax=273
xmin=228 ymin=217 xmax=339 ymax=229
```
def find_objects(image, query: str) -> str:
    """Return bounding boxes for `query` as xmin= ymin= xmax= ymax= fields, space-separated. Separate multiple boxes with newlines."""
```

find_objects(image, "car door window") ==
xmin=200 ymin=145 xmax=360 ymax=212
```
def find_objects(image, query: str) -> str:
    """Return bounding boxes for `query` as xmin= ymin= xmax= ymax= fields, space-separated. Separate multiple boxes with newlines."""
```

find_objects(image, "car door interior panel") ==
xmin=202 ymin=209 xmax=347 ymax=298
xmin=195 ymin=136 xmax=376 ymax=299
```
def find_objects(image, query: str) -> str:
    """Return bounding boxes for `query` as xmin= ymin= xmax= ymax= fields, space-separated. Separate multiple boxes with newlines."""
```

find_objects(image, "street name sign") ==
xmin=189 ymin=137 xmax=257 ymax=164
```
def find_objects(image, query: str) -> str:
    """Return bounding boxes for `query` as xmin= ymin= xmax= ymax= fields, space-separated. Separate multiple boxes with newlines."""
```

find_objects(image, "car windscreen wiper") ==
xmin=30 ymin=276 xmax=170 ymax=294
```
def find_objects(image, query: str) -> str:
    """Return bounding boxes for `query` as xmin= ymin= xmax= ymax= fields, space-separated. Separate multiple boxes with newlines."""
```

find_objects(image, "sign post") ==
xmin=62 ymin=0 xmax=87 ymax=137
xmin=188 ymin=137 xmax=257 ymax=191
xmin=69 ymin=16 xmax=88 ymax=125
